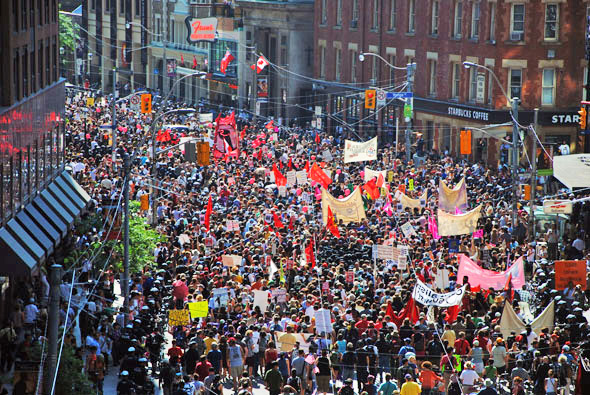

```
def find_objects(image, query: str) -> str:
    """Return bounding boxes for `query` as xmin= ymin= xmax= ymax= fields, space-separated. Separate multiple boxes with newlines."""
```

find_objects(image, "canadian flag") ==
xmin=255 ymin=55 xmax=269 ymax=74
xmin=220 ymin=50 xmax=234 ymax=75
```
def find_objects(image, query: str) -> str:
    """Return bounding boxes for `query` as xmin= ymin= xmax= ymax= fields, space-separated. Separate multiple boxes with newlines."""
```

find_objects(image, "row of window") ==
xmin=91 ymin=0 xmax=143 ymax=17
xmin=12 ymin=37 xmax=59 ymax=102
xmin=320 ymin=0 xmax=562 ymax=42
xmin=319 ymin=46 xmax=564 ymax=107
xmin=12 ymin=0 xmax=57 ymax=33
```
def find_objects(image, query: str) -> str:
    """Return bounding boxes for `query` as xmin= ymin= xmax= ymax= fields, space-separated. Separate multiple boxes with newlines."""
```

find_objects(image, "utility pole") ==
xmin=44 ymin=264 xmax=62 ymax=395
xmin=151 ymin=126 xmax=158 ymax=226
xmin=252 ymin=44 xmax=258 ymax=122
xmin=112 ymin=67 xmax=117 ymax=164
xmin=585 ymin=15 xmax=590 ymax=152
xmin=162 ymin=0 xmax=168 ymax=96
xmin=530 ymin=108 xmax=538 ymax=240
xmin=405 ymin=63 xmax=415 ymax=164
xmin=511 ymin=97 xmax=519 ymax=227
xmin=122 ymin=154 xmax=130 ymax=326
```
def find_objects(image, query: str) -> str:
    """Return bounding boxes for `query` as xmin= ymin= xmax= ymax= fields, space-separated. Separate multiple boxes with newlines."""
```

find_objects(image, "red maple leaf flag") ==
xmin=204 ymin=195 xmax=213 ymax=232
xmin=305 ymin=240 xmax=316 ymax=269
xmin=310 ymin=163 xmax=332 ymax=189
xmin=273 ymin=212 xmax=284 ymax=229
xmin=272 ymin=163 xmax=287 ymax=186
xmin=220 ymin=50 xmax=235 ymax=75
xmin=250 ymin=64 xmax=256 ymax=71
xmin=256 ymin=55 xmax=270 ymax=74
xmin=326 ymin=206 xmax=341 ymax=238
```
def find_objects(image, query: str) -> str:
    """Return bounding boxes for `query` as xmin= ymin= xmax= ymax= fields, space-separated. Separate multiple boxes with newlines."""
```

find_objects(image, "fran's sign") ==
xmin=185 ymin=17 xmax=218 ymax=43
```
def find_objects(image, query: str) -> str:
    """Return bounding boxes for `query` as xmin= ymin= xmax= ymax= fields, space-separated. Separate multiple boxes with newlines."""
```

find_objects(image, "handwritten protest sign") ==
xmin=168 ymin=309 xmax=190 ymax=326
xmin=253 ymin=290 xmax=270 ymax=311
xmin=296 ymin=170 xmax=308 ymax=185
xmin=555 ymin=260 xmax=587 ymax=290
xmin=314 ymin=309 xmax=333 ymax=333
xmin=222 ymin=255 xmax=242 ymax=267
xmin=345 ymin=271 xmax=355 ymax=283
xmin=209 ymin=288 xmax=229 ymax=308
xmin=286 ymin=171 xmax=297 ymax=187
xmin=188 ymin=301 xmax=209 ymax=318
xmin=271 ymin=288 xmax=287 ymax=303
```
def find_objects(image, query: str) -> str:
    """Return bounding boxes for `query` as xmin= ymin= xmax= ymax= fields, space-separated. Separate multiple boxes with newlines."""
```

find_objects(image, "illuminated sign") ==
xmin=185 ymin=17 xmax=218 ymax=43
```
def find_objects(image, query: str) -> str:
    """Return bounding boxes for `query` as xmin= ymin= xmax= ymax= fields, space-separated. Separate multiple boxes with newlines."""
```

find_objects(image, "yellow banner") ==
xmin=439 ymin=177 xmax=468 ymax=212
xmin=188 ymin=301 xmax=209 ymax=318
xmin=321 ymin=187 xmax=366 ymax=225
xmin=168 ymin=309 xmax=190 ymax=326
xmin=437 ymin=205 xmax=482 ymax=236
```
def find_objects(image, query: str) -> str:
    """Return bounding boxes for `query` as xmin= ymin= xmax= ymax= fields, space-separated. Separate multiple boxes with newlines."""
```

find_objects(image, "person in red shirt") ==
xmin=172 ymin=274 xmax=189 ymax=303
xmin=453 ymin=332 xmax=471 ymax=356
xmin=355 ymin=314 xmax=370 ymax=335
xmin=167 ymin=340 xmax=184 ymax=365
xmin=195 ymin=355 xmax=212 ymax=381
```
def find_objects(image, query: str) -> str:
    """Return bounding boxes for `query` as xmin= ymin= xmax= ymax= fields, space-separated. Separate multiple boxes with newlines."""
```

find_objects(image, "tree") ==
xmin=58 ymin=8 xmax=76 ymax=79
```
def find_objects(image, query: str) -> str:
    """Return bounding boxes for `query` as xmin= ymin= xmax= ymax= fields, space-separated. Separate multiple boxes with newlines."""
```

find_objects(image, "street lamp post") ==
xmin=463 ymin=61 xmax=520 ymax=227
xmin=359 ymin=52 xmax=415 ymax=163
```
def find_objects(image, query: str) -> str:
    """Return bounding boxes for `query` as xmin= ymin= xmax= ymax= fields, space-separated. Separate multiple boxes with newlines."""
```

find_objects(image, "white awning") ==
xmin=553 ymin=154 xmax=590 ymax=189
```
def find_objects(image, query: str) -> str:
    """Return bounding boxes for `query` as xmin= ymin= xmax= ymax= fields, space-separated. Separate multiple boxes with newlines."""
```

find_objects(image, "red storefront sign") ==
xmin=185 ymin=17 xmax=218 ymax=43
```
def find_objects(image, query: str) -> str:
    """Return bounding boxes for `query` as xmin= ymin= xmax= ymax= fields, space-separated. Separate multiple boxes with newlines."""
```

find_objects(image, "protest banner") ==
xmin=364 ymin=167 xmax=388 ymax=183
xmin=437 ymin=205 xmax=482 ymax=236
xmin=321 ymin=187 xmax=366 ymax=225
xmin=222 ymin=254 xmax=242 ymax=267
xmin=286 ymin=171 xmax=297 ymax=187
xmin=296 ymin=170 xmax=308 ymax=185
xmin=345 ymin=271 xmax=355 ymax=283
xmin=168 ymin=309 xmax=190 ymax=326
xmin=398 ymin=190 xmax=428 ymax=209
xmin=412 ymin=280 xmax=465 ymax=307
xmin=275 ymin=331 xmax=313 ymax=353
xmin=344 ymin=137 xmax=378 ymax=163
xmin=500 ymin=300 xmax=555 ymax=339
xmin=253 ymin=290 xmax=270 ymax=311
xmin=400 ymin=222 xmax=417 ymax=238
xmin=271 ymin=288 xmax=287 ymax=303
xmin=210 ymin=288 xmax=230 ymax=308
xmin=554 ymin=260 xmax=587 ymax=290
xmin=439 ymin=177 xmax=468 ymax=212
xmin=314 ymin=309 xmax=333 ymax=333
xmin=456 ymin=255 xmax=526 ymax=290
xmin=188 ymin=301 xmax=209 ymax=318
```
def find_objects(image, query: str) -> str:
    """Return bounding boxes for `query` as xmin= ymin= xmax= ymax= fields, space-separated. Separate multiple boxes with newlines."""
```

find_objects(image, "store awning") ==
xmin=0 ymin=170 xmax=90 ymax=276
xmin=553 ymin=154 xmax=590 ymax=189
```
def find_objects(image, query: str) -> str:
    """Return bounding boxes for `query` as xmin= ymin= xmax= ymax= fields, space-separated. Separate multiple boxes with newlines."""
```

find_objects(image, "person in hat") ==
xmin=476 ymin=378 xmax=498 ymax=395
xmin=400 ymin=373 xmax=421 ymax=395
xmin=117 ymin=370 xmax=135 ymax=395
xmin=491 ymin=338 xmax=507 ymax=374
xmin=338 ymin=378 xmax=356 ymax=395
xmin=264 ymin=361 xmax=283 ymax=395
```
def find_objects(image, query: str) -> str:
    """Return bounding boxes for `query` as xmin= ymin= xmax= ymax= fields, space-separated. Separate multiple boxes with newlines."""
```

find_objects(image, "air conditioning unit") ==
xmin=510 ymin=32 xmax=523 ymax=41
xmin=351 ymin=20 xmax=358 ymax=28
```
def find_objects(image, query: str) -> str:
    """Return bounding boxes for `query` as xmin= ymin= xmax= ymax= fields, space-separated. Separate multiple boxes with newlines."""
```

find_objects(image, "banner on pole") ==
xmin=344 ymin=137 xmax=378 ymax=163
xmin=413 ymin=280 xmax=466 ymax=307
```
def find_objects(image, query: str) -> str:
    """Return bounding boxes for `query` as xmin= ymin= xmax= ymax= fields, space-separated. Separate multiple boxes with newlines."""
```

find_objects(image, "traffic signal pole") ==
xmin=405 ymin=63 xmax=415 ymax=164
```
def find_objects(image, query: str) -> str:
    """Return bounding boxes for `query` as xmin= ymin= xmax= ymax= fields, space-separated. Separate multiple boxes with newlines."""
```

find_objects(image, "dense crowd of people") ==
xmin=5 ymin=87 xmax=590 ymax=395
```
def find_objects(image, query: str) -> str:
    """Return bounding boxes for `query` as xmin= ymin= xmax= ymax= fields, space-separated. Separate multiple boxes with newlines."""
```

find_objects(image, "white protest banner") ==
xmin=222 ymin=255 xmax=242 ymax=267
xmin=400 ymin=222 xmax=417 ymax=238
xmin=296 ymin=170 xmax=308 ymax=185
xmin=438 ymin=205 xmax=482 ymax=236
xmin=278 ymin=186 xmax=287 ymax=197
xmin=226 ymin=220 xmax=240 ymax=231
xmin=314 ymin=309 xmax=333 ymax=333
xmin=209 ymin=288 xmax=230 ymax=309
xmin=322 ymin=149 xmax=333 ymax=162
xmin=344 ymin=137 xmax=378 ymax=163
xmin=253 ymin=290 xmax=270 ymax=312
xmin=286 ymin=171 xmax=297 ymax=187
xmin=364 ymin=167 xmax=388 ymax=183
xmin=412 ymin=280 xmax=466 ymax=307
xmin=275 ymin=331 xmax=313 ymax=353
xmin=377 ymin=244 xmax=394 ymax=260
xmin=271 ymin=288 xmax=287 ymax=303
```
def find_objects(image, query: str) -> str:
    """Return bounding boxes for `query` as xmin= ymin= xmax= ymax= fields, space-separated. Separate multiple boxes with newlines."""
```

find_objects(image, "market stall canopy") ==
xmin=553 ymin=154 xmax=590 ymax=189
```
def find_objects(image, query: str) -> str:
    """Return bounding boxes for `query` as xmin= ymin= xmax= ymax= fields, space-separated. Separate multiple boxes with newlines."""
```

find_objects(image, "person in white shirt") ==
xmin=24 ymin=299 xmax=39 ymax=325
xmin=558 ymin=141 xmax=570 ymax=155
xmin=459 ymin=362 xmax=481 ymax=393
xmin=572 ymin=236 xmax=585 ymax=253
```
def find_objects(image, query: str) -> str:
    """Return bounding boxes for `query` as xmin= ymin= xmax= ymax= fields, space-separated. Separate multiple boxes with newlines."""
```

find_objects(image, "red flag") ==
xmin=363 ymin=178 xmax=380 ymax=200
xmin=376 ymin=173 xmax=385 ymax=188
xmin=288 ymin=158 xmax=293 ymax=170
xmin=315 ymin=133 xmax=321 ymax=144
xmin=255 ymin=55 xmax=270 ymax=73
xmin=240 ymin=126 xmax=247 ymax=140
xmin=288 ymin=215 xmax=295 ymax=231
xmin=304 ymin=161 xmax=310 ymax=173
xmin=326 ymin=206 xmax=341 ymax=238
xmin=180 ymin=54 xmax=185 ymax=65
xmin=272 ymin=163 xmax=287 ymax=186
xmin=273 ymin=212 xmax=284 ymax=229
xmin=193 ymin=55 xmax=198 ymax=69
xmin=391 ymin=296 xmax=419 ymax=328
xmin=385 ymin=301 xmax=395 ymax=319
xmin=504 ymin=273 xmax=514 ymax=302
xmin=310 ymin=163 xmax=332 ymax=189
xmin=265 ymin=120 xmax=274 ymax=130
xmin=220 ymin=50 xmax=235 ymax=75
xmin=305 ymin=240 xmax=316 ymax=269
xmin=445 ymin=304 xmax=461 ymax=323
xmin=204 ymin=195 xmax=212 ymax=232
xmin=250 ymin=64 xmax=256 ymax=71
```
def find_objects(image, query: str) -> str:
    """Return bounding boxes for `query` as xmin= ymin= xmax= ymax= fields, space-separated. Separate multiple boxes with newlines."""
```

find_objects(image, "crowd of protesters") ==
xmin=4 ymin=86 xmax=590 ymax=395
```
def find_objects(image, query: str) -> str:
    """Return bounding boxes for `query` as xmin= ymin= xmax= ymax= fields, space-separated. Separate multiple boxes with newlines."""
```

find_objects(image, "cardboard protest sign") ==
xmin=555 ymin=260 xmax=587 ymax=290
xmin=345 ymin=271 xmax=355 ymax=283
xmin=253 ymin=290 xmax=270 ymax=311
xmin=222 ymin=255 xmax=242 ymax=267
xmin=168 ymin=309 xmax=190 ymax=326
xmin=314 ymin=309 xmax=333 ymax=333
xmin=400 ymin=222 xmax=417 ymax=238
xmin=286 ymin=171 xmax=297 ymax=187
xmin=209 ymin=288 xmax=230 ymax=308
xmin=271 ymin=288 xmax=287 ymax=303
xmin=376 ymin=244 xmax=394 ymax=260
xmin=188 ymin=301 xmax=209 ymax=318
xmin=296 ymin=170 xmax=308 ymax=185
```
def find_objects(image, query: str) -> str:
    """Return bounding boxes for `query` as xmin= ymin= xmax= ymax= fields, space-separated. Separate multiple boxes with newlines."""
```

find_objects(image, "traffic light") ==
xmin=579 ymin=107 xmax=587 ymax=130
xmin=365 ymin=89 xmax=376 ymax=109
xmin=460 ymin=129 xmax=472 ymax=155
xmin=141 ymin=94 xmax=152 ymax=114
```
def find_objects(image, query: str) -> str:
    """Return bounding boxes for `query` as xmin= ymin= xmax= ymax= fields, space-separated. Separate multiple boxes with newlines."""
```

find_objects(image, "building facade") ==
xmin=237 ymin=0 xmax=314 ymax=123
xmin=314 ymin=0 xmax=589 ymax=164
xmin=0 ymin=1 xmax=89 ymax=280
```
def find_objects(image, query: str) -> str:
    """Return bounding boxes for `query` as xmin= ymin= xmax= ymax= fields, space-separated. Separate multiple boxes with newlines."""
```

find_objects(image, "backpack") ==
xmin=448 ymin=382 xmax=461 ymax=395
xmin=287 ymin=376 xmax=301 ymax=391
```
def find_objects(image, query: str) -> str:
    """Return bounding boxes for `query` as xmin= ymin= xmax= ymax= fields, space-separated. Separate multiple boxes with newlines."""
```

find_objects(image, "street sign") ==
xmin=543 ymin=200 xmax=573 ymax=214
xmin=130 ymin=95 xmax=140 ymax=105
xmin=376 ymin=89 xmax=386 ymax=107
xmin=386 ymin=92 xmax=413 ymax=99
xmin=403 ymin=103 xmax=413 ymax=119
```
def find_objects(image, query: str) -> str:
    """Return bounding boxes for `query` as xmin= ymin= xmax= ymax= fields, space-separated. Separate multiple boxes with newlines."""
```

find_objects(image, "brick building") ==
xmin=314 ymin=0 xmax=589 ymax=164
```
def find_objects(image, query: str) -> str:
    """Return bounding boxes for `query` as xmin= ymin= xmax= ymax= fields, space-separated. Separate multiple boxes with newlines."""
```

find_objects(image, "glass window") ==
xmin=389 ymin=55 xmax=396 ymax=85
xmin=335 ymin=48 xmax=341 ymax=81
xmin=542 ymin=69 xmax=555 ymax=105
xmin=452 ymin=63 xmax=461 ymax=99
xmin=454 ymin=1 xmax=463 ymax=38
xmin=22 ymin=0 xmax=27 ymax=30
xmin=321 ymin=0 xmax=327 ymax=24
xmin=429 ymin=60 xmax=437 ymax=96
xmin=336 ymin=0 xmax=342 ymax=26
xmin=350 ymin=50 xmax=357 ymax=83
xmin=544 ymin=4 xmax=558 ymax=40
xmin=512 ymin=4 xmax=525 ymax=33
xmin=352 ymin=0 xmax=359 ymax=22
xmin=371 ymin=56 xmax=377 ymax=82
xmin=390 ymin=0 xmax=396 ymax=30
xmin=583 ymin=67 xmax=588 ymax=100
xmin=135 ymin=0 xmax=140 ymax=17
xmin=431 ymin=0 xmax=439 ymax=35
xmin=320 ymin=46 xmax=326 ymax=79
xmin=469 ymin=67 xmax=477 ymax=101
xmin=471 ymin=2 xmax=480 ymax=38
xmin=489 ymin=3 xmax=496 ymax=41
xmin=13 ymin=0 xmax=18 ymax=32
xmin=509 ymin=69 xmax=522 ymax=100
xmin=373 ymin=0 xmax=379 ymax=29
xmin=408 ymin=0 xmax=415 ymax=33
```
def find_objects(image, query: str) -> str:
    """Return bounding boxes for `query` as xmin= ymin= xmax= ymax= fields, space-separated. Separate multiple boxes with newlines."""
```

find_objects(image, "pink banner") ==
xmin=456 ymin=255 xmax=525 ymax=290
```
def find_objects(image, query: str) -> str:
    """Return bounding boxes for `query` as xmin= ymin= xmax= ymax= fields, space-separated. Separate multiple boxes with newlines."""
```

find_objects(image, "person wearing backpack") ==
xmin=557 ymin=355 xmax=572 ymax=395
